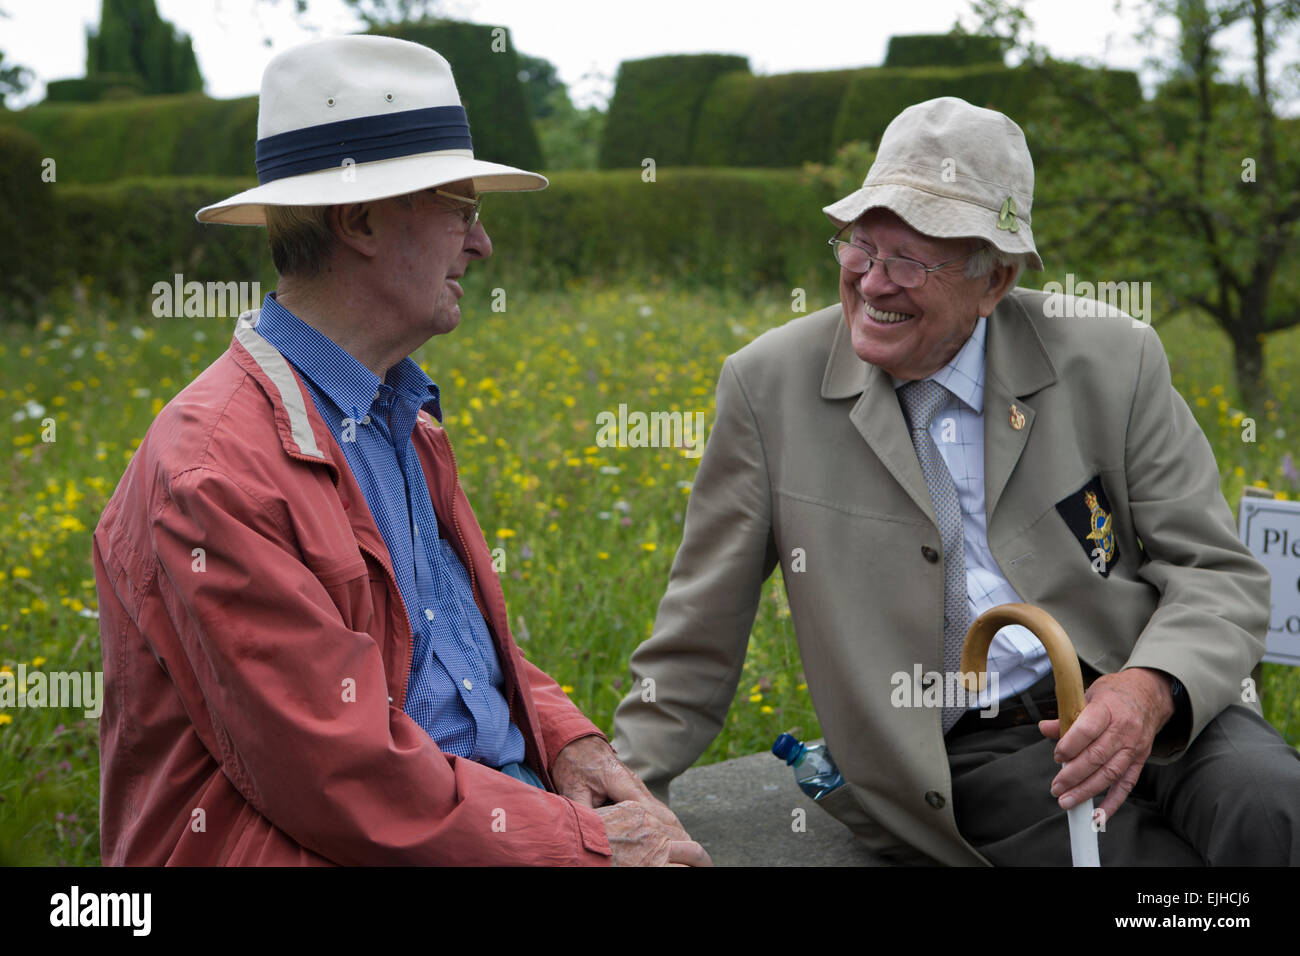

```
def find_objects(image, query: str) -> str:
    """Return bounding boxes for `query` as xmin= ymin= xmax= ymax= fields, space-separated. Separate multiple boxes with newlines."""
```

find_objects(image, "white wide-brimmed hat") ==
xmin=824 ymin=96 xmax=1043 ymax=270
xmin=196 ymin=34 xmax=547 ymax=225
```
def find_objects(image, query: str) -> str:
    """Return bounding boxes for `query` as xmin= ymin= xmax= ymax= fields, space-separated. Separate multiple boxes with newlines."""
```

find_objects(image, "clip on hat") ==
xmin=823 ymin=96 xmax=1042 ymax=270
xmin=197 ymin=34 xmax=547 ymax=226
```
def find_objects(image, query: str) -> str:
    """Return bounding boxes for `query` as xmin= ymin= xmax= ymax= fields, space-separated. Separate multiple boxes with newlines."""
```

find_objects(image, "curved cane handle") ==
xmin=959 ymin=603 xmax=1087 ymax=735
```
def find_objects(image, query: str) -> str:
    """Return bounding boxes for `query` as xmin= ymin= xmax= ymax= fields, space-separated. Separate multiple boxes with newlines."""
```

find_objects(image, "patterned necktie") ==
xmin=898 ymin=380 xmax=970 ymax=733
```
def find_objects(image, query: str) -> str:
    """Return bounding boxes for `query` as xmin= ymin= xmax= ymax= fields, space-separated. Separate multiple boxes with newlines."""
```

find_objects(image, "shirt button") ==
xmin=925 ymin=790 xmax=946 ymax=809
xmin=462 ymin=678 xmax=473 ymax=691
xmin=361 ymin=415 xmax=372 ymax=425
xmin=424 ymin=608 xmax=435 ymax=622
xmin=922 ymin=546 xmax=940 ymax=563
xmin=414 ymin=523 xmax=419 ymax=537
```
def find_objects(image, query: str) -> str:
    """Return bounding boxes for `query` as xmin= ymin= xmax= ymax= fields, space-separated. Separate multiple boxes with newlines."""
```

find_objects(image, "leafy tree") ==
xmin=533 ymin=86 xmax=606 ymax=170
xmin=339 ymin=0 xmax=444 ymax=26
xmin=957 ymin=0 xmax=1300 ymax=409
xmin=0 ymin=8 xmax=32 ymax=109
xmin=86 ymin=0 xmax=203 ymax=95
xmin=517 ymin=53 xmax=564 ymax=120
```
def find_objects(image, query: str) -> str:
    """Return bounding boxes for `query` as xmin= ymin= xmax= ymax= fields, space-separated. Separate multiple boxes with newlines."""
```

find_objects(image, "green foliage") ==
xmin=0 ymin=94 xmax=258 ymax=184
xmin=801 ymin=140 xmax=878 ymax=202
xmin=43 ymin=73 xmax=146 ymax=104
xmin=599 ymin=54 xmax=749 ymax=169
xmin=369 ymin=20 xmax=543 ymax=170
xmin=5 ymin=169 xmax=838 ymax=313
xmin=534 ymin=87 xmax=605 ymax=170
xmin=692 ymin=69 xmax=865 ymax=168
xmin=0 ymin=125 xmax=57 ymax=310
xmin=0 ymin=49 xmax=33 ymax=109
xmin=516 ymin=52 xmax=564 ymax=120
xmin=883 ymin=33 xmax=1006 ymax=68
xmin=14 ymin=177 xmax=273 ymax=304
xmin=85 ymin=0 xmax=203 ymax=95
xmin=484 ymin=168 xmax=832 ymax=293
xmin=831 ymin=62 xmax=1140 ymax=152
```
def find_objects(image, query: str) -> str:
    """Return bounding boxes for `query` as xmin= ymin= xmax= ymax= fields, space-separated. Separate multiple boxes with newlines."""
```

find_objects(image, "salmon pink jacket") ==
xmin=93 ymin=315 xmax=612 ymax=865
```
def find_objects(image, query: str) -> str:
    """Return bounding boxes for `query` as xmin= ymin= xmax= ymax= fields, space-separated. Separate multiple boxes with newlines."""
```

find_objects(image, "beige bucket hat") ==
xmin=824 ymin=96 xmax=1043 ymax=270
xmin=197 ymin=34 xmax=547 ymax=225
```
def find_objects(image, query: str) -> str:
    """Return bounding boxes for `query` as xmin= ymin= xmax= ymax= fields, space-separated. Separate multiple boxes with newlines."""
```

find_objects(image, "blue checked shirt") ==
xmin=254 ymin=293 xmax=525 ymax=767
xmin=893 ymin=316 xmax=1052 ymax=701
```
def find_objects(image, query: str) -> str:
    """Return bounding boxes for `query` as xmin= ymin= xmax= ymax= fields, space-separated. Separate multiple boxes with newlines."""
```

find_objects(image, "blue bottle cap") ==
xmin=772 ymin=733 xmax=803 ymax=763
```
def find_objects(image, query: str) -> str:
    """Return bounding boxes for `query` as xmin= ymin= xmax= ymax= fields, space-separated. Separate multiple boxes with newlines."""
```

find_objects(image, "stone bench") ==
xmin=666 ymin=749 xmax=887 ymax=866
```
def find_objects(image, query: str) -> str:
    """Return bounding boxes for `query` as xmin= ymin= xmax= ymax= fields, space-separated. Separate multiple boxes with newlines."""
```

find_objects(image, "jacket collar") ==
xmin=820 ymin=289 xmax=1058 ymax=524
xmin=232 ymin=310 xmax=336 ymax=469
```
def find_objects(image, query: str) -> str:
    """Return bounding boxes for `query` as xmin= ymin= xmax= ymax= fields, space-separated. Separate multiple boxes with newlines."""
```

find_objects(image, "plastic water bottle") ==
xmin=772 ymin=733 xmax=845 ymax=801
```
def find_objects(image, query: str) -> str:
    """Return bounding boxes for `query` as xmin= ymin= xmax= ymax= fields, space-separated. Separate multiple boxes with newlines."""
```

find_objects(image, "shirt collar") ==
xmin=256 ymin=292 xmax=442 ymax=423
xmin=891 ymin=315 xmax=987 ymax=415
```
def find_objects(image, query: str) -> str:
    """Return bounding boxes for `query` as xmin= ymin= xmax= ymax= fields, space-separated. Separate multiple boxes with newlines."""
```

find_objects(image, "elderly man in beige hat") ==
xmin=94 ymin=34 xmax=708 ymax=866
xmin=613 ymin=96 xmax=1300 ymax=865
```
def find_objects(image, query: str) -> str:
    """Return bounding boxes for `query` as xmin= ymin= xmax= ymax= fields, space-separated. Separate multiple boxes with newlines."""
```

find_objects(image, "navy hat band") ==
xmin=255 ymin=105 xmax=473 ymax=184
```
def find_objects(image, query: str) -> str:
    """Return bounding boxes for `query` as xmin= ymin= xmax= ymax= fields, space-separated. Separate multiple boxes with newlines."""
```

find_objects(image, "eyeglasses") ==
xmin=828 ymin=237 xmax=973 ymax=289
xmin=430 ymin=188 xmax=482 ymax=230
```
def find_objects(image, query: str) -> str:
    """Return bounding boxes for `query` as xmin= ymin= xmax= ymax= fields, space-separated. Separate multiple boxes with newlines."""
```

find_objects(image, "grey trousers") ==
xmin=946 ymin=704 xmax=1300 ymax=865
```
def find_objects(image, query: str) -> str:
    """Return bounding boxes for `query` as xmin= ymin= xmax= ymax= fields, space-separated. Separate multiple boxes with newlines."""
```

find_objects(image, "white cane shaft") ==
xmin=1067 ymin=800 xmax=1101 ymax=867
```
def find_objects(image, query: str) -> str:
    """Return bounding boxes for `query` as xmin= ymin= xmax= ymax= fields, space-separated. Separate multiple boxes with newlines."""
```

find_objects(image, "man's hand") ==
xmin=1038 ymin=668 xmax=1176 ymax=821
xmin=552 ymin=734 xmax=664 ymax=808
xmin=594 ymin=800 xmax=712 ymax=866
xmin=552 ymin=734 xmax=711 ymax=866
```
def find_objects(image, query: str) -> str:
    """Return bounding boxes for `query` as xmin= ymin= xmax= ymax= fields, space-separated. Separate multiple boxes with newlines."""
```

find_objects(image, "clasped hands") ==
xmin=550 ymin=734 xmax=712 ymax=866
xmin=1037 ymin=666 xmax=1177 ymax=822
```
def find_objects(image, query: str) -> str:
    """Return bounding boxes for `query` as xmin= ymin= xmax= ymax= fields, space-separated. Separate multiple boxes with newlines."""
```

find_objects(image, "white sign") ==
xmin=1239 ymin=496 xmax=1300 ymax=666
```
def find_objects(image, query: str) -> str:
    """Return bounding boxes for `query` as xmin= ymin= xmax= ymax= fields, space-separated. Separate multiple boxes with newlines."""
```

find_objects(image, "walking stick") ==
xmin=960 ymin=603 xmax=1101 ymax=866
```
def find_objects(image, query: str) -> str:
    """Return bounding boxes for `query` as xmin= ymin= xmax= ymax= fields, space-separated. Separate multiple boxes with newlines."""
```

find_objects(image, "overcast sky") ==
xmin=3 ymin=0 xmax=1293 ymax=111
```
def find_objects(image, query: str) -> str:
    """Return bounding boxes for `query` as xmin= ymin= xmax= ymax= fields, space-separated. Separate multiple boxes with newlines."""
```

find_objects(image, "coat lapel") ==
xmin=821 ymin=311 xmax=938 ymax=527
xmin=982 ymin=292 xmax=1057 ymax=522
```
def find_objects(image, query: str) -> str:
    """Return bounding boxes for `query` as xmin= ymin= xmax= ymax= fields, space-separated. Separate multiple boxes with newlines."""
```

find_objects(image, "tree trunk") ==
xmin=1229 ymin=328 xmax=1268 ymax=412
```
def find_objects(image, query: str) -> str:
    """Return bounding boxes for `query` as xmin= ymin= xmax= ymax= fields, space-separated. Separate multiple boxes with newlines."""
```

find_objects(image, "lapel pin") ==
xmin=1009 ymin=404 xmax=1026 ymax=430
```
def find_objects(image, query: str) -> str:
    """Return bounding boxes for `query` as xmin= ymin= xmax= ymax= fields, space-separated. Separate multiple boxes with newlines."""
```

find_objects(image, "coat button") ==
xmin=921 ymin=546 xmax=939 ymax=563
xmin=925 ymin=790 xmax=946 ymax=809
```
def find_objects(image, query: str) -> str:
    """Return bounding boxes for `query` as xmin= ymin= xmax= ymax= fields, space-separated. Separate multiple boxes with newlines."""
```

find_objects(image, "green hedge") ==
xmin=0 ymin=93 xmax=258 ymax=184
xmin=3 ymin=177 xmax=271 ymax=313
xmin=599 ymin=54 xmax=750 ymax=169
xmin=6 ymin=168 xmax=842 ymax=314
xmin=883 ymin=34 xmax=1005 ymax=68
xmin=0 ymin=126 xmax=59 ymax=310
xmin=692 ymin=69 xmax=865 ymax=167
xmin=44 ymin=73 xmax=146 ymax=103
xmin=368 ymin=20 xmax=542 ymax=170
xmin=832 ymin=62 xmax=1141 ymax=151
xmin=0 ymin=19 xmax=540 ymax=185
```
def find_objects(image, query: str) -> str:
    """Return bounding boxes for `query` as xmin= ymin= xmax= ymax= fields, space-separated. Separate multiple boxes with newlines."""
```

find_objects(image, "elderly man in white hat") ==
xmin=93 ymin=34 xmax=708 ymax=867
xmin=613 ymin=96 xmax=1300 ymax=864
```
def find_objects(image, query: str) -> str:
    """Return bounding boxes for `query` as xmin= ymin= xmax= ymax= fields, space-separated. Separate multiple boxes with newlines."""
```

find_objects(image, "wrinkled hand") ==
xmin=553 ymin=735 xmax=711 ymax=866
xmin=552 ymin=734 xmax=663 ymax=808
xmin=594 ymin=800 xmax=712 ymax=867
xmin=1038 ymin=668 xmax=1175 ymax=821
